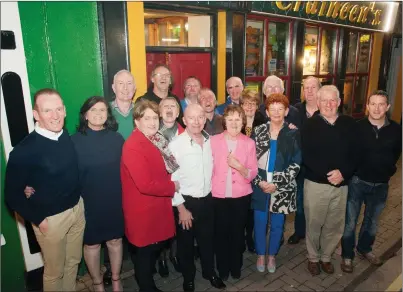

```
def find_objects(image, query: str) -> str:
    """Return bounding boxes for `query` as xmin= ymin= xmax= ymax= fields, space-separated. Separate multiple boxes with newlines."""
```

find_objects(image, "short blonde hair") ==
xmin=133 ymin=99 xmax=159 ymax=120
xmin=240 ymin=89 xmax=260 ymax=106
xmin=159 ymin=96 xmax=180 ymax=112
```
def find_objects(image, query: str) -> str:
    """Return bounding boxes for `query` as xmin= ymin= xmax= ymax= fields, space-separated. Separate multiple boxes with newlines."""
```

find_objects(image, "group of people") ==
xmin=4 ymin=64 xmax=401 ymax=292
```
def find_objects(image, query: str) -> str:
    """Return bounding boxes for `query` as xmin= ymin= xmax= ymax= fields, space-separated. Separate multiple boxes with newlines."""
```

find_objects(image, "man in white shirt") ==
xmin=169 ymin=104 xmax=226 ymax=292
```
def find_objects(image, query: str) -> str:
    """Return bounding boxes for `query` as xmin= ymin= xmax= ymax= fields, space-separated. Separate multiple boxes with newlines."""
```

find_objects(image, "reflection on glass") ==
xmin=267 ymin=22 xmax=288 ymax=76
xmin=144 ymin=10 xmax=211 ymax=47
xmin=245 ymin=82 xmax=263 ymax=103
xmin=303 ymin=26 xmax=319 ymax=75
xmin=347 ymin=32 xmax=358 ymax=73
xmin=353 ymin=76 xmax=368 ymax=114
xmin=246 ymin=20 xmax=264 ymax=77
xmin=343 ymin=77 xmax=354 ymax=115
xmin=320 ymin=29 xmax=336 ymax=75
xmin=357 ymin=34 xmax=371 ymax=73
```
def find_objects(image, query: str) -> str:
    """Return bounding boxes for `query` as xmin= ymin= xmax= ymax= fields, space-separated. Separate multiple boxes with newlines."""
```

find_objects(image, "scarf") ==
xmin=159 ymin=122 xmax=178 ymax=142
xmin=148 ymin=132 xmax=180 ymax=174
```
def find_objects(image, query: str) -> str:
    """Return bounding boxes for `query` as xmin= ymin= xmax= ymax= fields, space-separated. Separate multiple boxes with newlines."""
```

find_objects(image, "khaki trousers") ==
xmin=304 ymin=180 xmax=347 ymax=262
xmin=33 ymin=198 xmax=85 ymax=292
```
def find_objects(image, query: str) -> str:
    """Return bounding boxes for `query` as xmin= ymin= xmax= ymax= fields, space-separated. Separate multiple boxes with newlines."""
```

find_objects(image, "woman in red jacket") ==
xmin=121 ymin=99 xmax=180 ymax=292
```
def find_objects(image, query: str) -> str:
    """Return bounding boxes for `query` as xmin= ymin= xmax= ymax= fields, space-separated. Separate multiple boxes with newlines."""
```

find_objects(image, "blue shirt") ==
xmin=216 ymin=96 xmax=240 ymax=115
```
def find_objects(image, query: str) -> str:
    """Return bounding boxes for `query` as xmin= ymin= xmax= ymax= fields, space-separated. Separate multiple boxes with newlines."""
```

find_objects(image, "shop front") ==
xmin=245 ymin=1 xmax=399 ymax=118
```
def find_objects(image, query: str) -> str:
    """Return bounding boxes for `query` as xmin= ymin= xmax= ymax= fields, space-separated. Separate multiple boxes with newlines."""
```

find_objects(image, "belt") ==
xmin=182 ymin=193 xmax=211 ymax=200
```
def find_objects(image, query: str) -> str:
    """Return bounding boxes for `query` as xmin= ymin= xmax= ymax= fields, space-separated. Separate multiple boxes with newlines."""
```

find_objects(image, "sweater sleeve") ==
xmin=122 ymin=147 xmax=175 ymax=198
xmin=272 ymin=130 xmax=302 ymax=188
xmin=4 ymin=152 xmax=45 ymax=226
xmin=338 ymin=120 xmax=358 ymax=181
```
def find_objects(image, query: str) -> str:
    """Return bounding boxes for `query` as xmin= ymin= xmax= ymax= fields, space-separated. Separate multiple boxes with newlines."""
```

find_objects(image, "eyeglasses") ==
xmin=153 ymin=73 xmax=171 ymax=78
xmin=243 ymin=102 xmax=257 ymax=107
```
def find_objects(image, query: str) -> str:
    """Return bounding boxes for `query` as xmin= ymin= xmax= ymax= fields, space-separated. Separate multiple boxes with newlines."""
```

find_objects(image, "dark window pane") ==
xmin=246 ymin=20 xmax=264 ymax=77
xmin=343 ymin=77 xmax=354 ymax=115
xmin=1 ymin=31 xmax=16 ymax=50
xmin=267 ymin=22 xmax=289 ymax=76
xmin=353 ymin=76 xmax=368 ymax=114
xmin=1 ymin=72 xmax=29 ymax=147
xmin=357 ymin=34 xmax=371 ymax=73
xmin=319 ymin=29 xmax=336 ymax=75
xmin=347 ymin=32 xmax=358 ymax=73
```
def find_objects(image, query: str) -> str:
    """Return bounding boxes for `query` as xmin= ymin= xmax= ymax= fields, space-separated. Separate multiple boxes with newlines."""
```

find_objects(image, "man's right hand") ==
xmin=38 ymin=218 xmax=49 ymax=234
xmin=177 ymin=204 xmax=193 ymax=230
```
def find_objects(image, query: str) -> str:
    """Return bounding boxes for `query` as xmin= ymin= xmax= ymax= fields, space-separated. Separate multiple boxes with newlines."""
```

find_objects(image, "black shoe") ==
xmin=158 ymin=260 xmax=169 ymax=278
xmin=231 ymin=271 xmax=241 ymax=279
xmin=103 ymin=268 xmax=112 ymax=287
xmin=209 ymin=276 xmax=226 ymax=289
xmin=183 ymin=281 xmax=195 ymax=292
xmin=170 ymin=256 xmax=181 ymax=272
xmin=287 ymin=233 xmax=305 ymax=245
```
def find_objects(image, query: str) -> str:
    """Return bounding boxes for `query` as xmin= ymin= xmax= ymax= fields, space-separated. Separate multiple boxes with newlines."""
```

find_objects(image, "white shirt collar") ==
xmin=34 ymin=122 xmax=63 ymax=141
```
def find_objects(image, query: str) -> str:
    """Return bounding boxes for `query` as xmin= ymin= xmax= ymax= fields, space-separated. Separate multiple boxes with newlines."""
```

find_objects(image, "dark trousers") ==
xmin=294 ymin=172 xmax=306 ymax=237
xmin=214 ymin=196 xmax=249 ymax=278
xmin=130 ymin=241 xmax=164 ymax=292
xmin=245 ymin=208 xmax=254 ymax=248
xmin=341 ymin=176 xmax=389 ymax=260
xmin=176 ymin=194 xmax=215 ymax=282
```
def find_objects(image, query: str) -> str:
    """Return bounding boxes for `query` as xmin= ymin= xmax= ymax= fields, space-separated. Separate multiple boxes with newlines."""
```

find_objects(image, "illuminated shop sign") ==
xmin=252 ymin=1 xmax=399 ymax=32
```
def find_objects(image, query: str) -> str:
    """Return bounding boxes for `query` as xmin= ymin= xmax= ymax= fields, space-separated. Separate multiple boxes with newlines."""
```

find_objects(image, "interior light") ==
xmin=162 ymin=38 xmax=179 ymax=42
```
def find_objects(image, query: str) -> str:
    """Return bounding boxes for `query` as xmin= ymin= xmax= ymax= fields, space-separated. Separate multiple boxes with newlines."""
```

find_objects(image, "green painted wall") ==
xmin=1 ymin=142 xmax=26 ymax=292
xmin=19 ymin=1 xmax=104 ymax=134
xmin=0 ymin=3 xmax=104 ymax=289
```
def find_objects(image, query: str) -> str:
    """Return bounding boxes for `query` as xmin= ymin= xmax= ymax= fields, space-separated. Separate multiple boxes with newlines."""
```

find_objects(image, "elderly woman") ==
xmin=157 ymin=96 xmax=184 ymax=277
xmin=240 ymin=89 xmax=268 ymax=252
xmin=252 ymin=93 xmax=301 ymax=273
xmin=121 ymin=99 xmax=180 ymax=292
xmin=71 ymin=96 xmax=125 ymax=292
xmin=210 ymin=105 xmax=258 ymax=280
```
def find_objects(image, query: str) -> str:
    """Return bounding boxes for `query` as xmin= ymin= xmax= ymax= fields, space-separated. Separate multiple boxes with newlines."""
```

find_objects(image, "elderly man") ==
xmin=288 ymin=76 xmax=321 ymax=245
xmin=169 ymin=104 xmax=226 ymax=292
xmin=111 ymin=69 xmax=136 ymax=140
xmin=301 ymin=85 xmax=357 ymax=276
xmin=340 ymin=90 xmax=401 ymax=273
xmin=216 ymin=76 xmax=244 ymax=114
xmin=259 ymin=75 xmax=301 ymax=129
xmin=180 ymin=76 xmax=202 ymax=112
xmin=199 ymin=88 xmax=224 ymax=136
xmin=5 ymin=89 xmax=85 ymax=291
xmin=137 ymin=64 xmax=184 ymax=126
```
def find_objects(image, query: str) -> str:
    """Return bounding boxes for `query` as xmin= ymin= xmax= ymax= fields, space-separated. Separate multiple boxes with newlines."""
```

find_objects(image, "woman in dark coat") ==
xmin=71 ymin=96 xmax=125 ymax=292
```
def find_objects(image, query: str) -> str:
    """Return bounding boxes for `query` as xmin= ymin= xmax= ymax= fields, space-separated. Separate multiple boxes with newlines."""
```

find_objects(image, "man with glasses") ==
xmin=137 ymin=64 xmax=184 ymax=126
xmin=216 ymin=76 xmax=244 ymax=114
xmin=259 ymin=75 xmax=301 ymax=129
xmin=180 ymin=76 xmax=202 ymax=112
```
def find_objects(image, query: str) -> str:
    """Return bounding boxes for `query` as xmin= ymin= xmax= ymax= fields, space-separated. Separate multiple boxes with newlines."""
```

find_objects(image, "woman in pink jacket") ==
xmin=210 ymin=105 xmax=258 ymax=280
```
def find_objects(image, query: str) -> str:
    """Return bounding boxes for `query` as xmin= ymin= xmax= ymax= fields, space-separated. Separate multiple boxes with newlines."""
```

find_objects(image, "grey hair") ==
xmin=159 ymin=96 xmax=180 ymax=112
xmin=317 ymin=85 xmax=340 ymax=100
xmin=198 ymin=87 xmax=217 ymax=105
xmin=113 ymin=69 xmax=134 ymax=83
xmin=263 ymin=75 xmax=285 ymax=95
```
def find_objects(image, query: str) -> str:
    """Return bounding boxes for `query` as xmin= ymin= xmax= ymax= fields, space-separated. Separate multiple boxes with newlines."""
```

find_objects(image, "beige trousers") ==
xmin=33 ymin=198 xmax=85 ymax=292
xmin=304 ymin=179 xmax=348 ymax=262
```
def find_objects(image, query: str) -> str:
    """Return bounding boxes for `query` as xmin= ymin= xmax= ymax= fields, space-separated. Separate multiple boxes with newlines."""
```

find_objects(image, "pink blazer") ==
xmin=210 ymin=132 xmax=258 ymax=199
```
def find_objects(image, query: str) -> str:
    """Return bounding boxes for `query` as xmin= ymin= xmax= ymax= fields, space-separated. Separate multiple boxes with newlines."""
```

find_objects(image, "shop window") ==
xmin=245 ymin=16 xmax=291 ymax=98
xmin=144 ymin=9 xmax=211 ymax=47
xmin=319 ymin=29 xmax=336 ymax=75
xmin=303 ymin=26 xmax=318 ymax=76
xmin=345 ymin=31 xmax=372 ymax=117
xmin=245 ymin=20 xmax=264 ymax=77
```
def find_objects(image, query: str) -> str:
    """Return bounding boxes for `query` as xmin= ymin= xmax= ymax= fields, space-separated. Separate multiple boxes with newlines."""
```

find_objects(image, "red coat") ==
xmin=121 ymin=129 xmax=176 ymax=247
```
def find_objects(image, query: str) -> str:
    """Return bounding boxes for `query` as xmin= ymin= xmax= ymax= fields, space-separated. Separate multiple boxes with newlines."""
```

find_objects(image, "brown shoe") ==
xmin=307 ymin=261 xmax=321 ymax=276
xmin=341 ymin=258 xmax=353 ymax=273
xmin=357 ymin=251 xmax=383 ymax=266
xmin=320 ymin=261 xmax=334 ymax=274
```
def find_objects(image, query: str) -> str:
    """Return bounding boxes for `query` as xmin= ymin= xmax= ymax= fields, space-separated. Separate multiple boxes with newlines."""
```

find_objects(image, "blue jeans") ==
xmin=294 ymin=173 xmax=306 ymax=237
xmin=254 ymin=198 xmax=285 ymax=256
xmin=341 ymin=176 xmax=389 ymax=260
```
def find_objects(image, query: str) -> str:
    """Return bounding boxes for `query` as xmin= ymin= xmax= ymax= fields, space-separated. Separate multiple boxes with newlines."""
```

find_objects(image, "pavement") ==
xmin=76 ymin=160 xmax=402 ymax=292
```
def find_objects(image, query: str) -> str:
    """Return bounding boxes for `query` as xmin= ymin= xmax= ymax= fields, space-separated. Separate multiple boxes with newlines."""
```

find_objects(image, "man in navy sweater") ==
xmin=341 ymin=90 xmax=402 ymax=273
xmin=301 ymin=85 xmax=357 ymax=276
xmin=5 ymin=88 xmax=85 ymax=292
